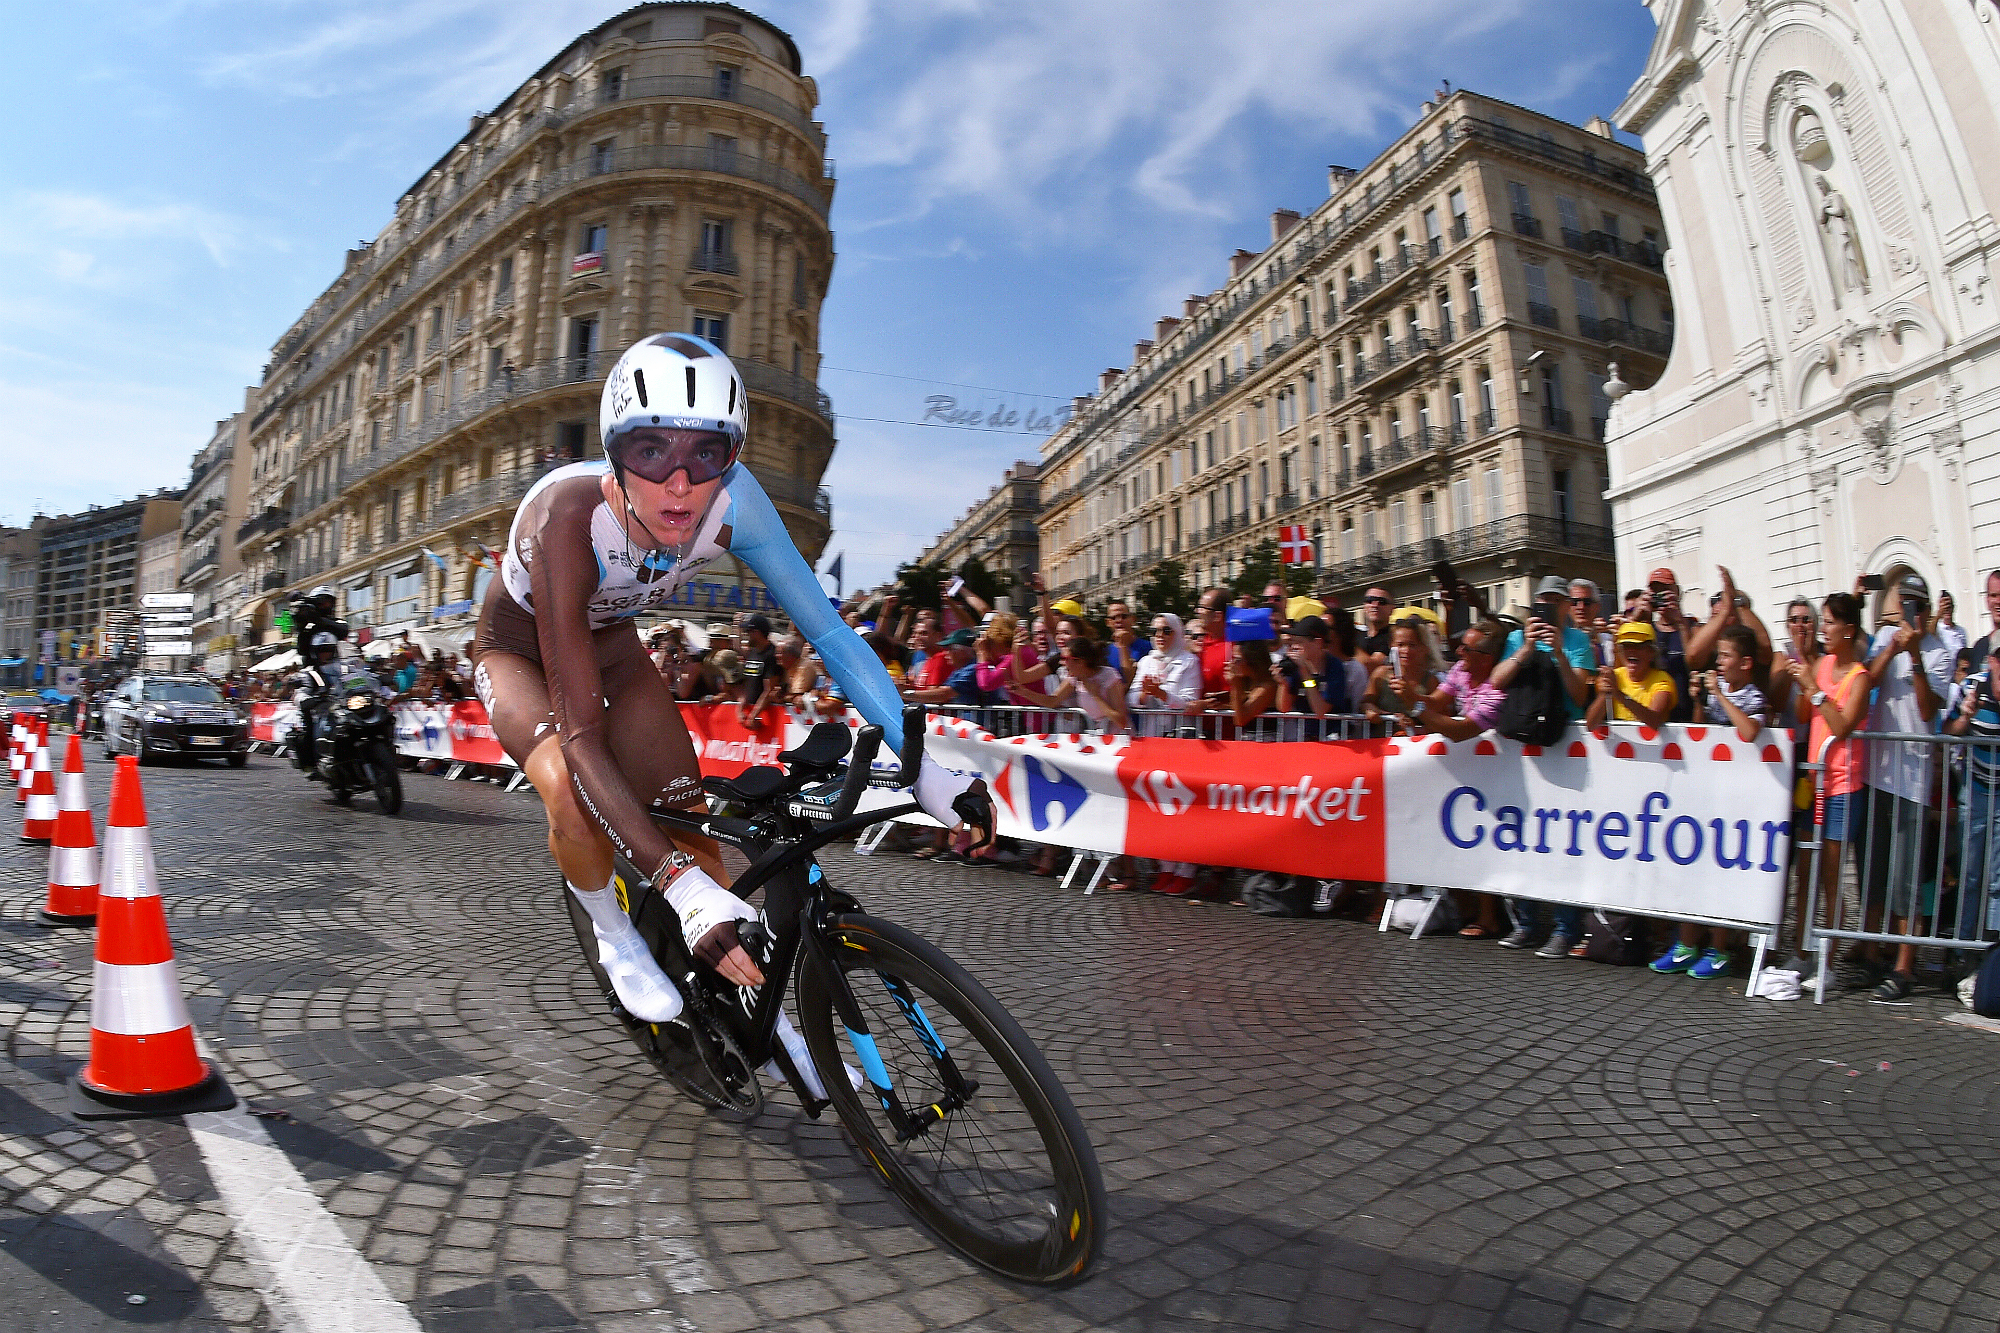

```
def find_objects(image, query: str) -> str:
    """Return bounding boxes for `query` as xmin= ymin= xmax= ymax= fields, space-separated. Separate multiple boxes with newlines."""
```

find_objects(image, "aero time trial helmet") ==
xmin=600 ymin=334 xmax=746 ymax=486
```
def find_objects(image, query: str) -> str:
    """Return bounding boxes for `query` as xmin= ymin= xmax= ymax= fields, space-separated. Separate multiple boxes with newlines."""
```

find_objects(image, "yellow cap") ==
xmin=1286 ymin=596 xmax=1327 ymax=622
xmin=1051 ymin=599 xmax=1086 ymax=617
xmin=1614 ymin=620 xmax=1658 ymax=644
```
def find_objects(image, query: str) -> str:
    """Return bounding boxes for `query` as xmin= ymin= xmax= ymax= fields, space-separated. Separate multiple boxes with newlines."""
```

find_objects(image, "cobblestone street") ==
xmin=3 ymin=754 xmax=1999 ymax=1332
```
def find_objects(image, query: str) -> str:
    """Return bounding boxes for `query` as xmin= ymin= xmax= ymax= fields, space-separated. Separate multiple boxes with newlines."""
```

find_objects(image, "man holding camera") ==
xmin=1642 ymin=567 xmax=1701 ymax=722
xmin=1851 ymin=573 xmax=1954 ymax=998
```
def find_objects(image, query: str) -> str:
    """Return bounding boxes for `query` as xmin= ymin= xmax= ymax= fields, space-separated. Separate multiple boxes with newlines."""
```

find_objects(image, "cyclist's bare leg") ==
xmin=599 ymin=639 xmax=728 ymax=884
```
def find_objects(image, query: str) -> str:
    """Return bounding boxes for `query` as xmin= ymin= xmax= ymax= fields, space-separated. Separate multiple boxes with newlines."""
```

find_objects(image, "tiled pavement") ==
xmin=2 ymin=753 xmax=1999 ymax=1331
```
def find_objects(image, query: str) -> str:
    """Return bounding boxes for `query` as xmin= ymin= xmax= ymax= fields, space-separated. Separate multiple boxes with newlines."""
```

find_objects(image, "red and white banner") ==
xmin=913 ymin=716 xmax=1794 ymax=928
xmin=249 ymin=698 xmax=1793 ymax=926
xmin=1278 ymin=524 xmax=1313 ymax=565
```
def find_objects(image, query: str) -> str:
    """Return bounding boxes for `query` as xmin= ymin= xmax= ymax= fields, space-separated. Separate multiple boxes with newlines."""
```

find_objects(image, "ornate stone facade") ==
xmin=231 ymin=3 xmax=835 ymax=646
xmin=1606 ymin=0 xmax=2000 ymax=615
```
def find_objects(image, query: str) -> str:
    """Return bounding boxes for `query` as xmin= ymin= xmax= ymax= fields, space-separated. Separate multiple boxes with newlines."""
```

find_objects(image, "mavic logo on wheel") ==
xmin=1132 ymin=770 xmax=1195 ymax=817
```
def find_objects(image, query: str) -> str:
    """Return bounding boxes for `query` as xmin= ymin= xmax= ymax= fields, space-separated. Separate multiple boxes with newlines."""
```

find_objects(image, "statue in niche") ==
xmin=1815 ymin=174 xmax=1870 ymax=296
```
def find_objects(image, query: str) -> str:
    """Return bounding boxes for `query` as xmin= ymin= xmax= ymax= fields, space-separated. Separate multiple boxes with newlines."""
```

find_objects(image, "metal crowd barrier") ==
xmin=1799 ymin=729 xmax=2000 ymax=1002
xmin=929 ymin=704 xmax=1383 ymax=742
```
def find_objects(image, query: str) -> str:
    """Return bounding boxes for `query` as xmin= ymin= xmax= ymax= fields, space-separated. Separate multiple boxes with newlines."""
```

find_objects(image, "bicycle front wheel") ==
xmin=796 ymin=915 xmax=1104 ymax=1285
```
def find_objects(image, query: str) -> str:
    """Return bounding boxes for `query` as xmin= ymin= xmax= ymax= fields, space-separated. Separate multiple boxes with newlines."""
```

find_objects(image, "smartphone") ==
xmin=1859 ymin=573 xmax=1886 ymax=592
xmin=1529 ymin=602 xmax=1552 ymax=625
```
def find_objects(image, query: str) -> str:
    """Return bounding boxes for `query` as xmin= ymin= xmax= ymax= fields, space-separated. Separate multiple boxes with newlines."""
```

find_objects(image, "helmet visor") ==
xmin=607 ymin=428 xmax=740 ymax=486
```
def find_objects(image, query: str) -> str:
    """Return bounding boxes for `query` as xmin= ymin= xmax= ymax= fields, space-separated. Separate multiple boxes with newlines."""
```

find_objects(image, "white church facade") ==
xmin=1605 ymin=0 xmax=2000 ymax=619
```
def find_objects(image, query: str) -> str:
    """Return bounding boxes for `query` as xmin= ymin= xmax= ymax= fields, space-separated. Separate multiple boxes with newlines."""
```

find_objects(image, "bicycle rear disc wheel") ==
xmin=796 ymin=915 xmax=1104 ymax=1286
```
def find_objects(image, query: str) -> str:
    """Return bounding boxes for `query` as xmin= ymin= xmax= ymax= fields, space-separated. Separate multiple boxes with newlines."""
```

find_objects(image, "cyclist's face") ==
xmin=610 ymin=437 xmax=724 ymax=545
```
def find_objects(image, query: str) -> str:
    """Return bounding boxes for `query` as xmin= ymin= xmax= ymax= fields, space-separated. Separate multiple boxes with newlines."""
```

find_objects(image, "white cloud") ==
xmin=817 ymin=0 xmax=1527 ymax=226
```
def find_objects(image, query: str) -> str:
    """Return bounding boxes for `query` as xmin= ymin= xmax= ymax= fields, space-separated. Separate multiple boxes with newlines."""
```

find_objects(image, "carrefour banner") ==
xmin=914 ymin=716 xmax=1793 ymax=928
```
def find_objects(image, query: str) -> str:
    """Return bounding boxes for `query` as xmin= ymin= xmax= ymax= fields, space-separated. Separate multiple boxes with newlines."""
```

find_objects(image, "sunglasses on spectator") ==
xmin=1364 ymin=595 xmax=1391 ymax=605
xmin=1568 ymin=596 xmax=1595 ymax=605
xmin=1787 ymin=614 xmax=1814 ymax=624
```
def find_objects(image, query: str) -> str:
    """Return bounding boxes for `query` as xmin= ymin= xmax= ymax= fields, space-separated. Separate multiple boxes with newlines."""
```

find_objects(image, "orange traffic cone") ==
xmin=70 ymin=757 xmax=235 ymax=1120
xmin=40 ymin=734 xmax=98 ymax=928
xmin=7 ymin=711 xmax=22 ymax=793
xmin=19 ymin=729 xmax=55 ymax=844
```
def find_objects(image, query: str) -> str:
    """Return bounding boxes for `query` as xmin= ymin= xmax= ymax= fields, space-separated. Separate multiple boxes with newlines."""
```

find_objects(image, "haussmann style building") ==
xmin=1037 ymin=89 xmax=1674 ymax=618
xmin=230 ymin=2 xmax=837 ymax=654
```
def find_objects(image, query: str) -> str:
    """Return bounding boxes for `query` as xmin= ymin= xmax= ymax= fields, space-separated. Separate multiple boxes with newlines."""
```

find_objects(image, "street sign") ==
xmin=141 ymin=593 xmax=195 ymax=609
xmin=146 ymin=642 xmax=195 ymax=657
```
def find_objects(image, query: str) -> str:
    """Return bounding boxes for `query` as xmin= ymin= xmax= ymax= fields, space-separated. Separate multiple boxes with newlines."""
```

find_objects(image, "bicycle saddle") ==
xmin=701 ymin=766 xmax=789 ymax=804
xmin=780 ymin=723 xmax=851 ymax=771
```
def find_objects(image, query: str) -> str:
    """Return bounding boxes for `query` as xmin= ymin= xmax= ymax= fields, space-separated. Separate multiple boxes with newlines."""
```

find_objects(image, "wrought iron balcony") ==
xmin=1512 ymin=213 xmax=1543 ymax=238
xmin=1316 ymin=513 xmax=1613 ymax=594
xmin=690 ymin=249 xmax=741 ymax=275
xmin=1528 ymin=302 xmax=1561 ymax=330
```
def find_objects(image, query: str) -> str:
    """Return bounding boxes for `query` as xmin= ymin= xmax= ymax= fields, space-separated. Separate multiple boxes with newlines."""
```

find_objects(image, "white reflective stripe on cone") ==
xmin=90 ymin=959 xmax=194 ymax=1035
xmin=51 ymin=844 xmax=99 ymax=887
xmin=57 ymin=770 xmax=87 ymax=809
xmin=99 ymin=825 xmax=161 ymax=900
xmin=24 ymin=793 xmax=56 ymax=819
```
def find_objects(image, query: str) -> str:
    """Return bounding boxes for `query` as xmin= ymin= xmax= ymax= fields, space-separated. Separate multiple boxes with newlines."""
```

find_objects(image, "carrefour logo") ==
xmin=1132 ymin=770 xmax=1195 ymax=817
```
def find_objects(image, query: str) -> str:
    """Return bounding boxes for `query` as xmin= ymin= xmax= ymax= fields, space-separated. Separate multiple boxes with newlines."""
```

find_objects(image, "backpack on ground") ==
xmin=1241 ymin=872 xmax=1313 ymax=917
xmin=1581 ymin=910 xmax=1652 ymax=965
xmin=1494 ymin=648 xmax=1570 ymax=747
xmin=1973 ymin=945 xmax=2000 ymax=1018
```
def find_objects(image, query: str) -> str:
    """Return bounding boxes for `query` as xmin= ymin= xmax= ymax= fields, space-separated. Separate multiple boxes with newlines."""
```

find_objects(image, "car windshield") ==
xmin=143 ymin=682 xmax=224 ymax=705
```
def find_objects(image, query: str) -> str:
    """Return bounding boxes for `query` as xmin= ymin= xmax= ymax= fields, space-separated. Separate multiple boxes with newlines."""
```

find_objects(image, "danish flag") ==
xmin=1278 ymin=524 xmax=1314 ymax=566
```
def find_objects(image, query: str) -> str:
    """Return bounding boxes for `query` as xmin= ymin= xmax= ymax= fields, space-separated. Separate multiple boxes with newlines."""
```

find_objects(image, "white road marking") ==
xmin=186 ymin=1093 xmax=422 ymax=1333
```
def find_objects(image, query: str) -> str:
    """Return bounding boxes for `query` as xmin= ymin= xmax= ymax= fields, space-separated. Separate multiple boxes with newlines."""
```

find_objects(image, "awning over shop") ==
xmin=257 ymin=649 xmax=301 ymax=672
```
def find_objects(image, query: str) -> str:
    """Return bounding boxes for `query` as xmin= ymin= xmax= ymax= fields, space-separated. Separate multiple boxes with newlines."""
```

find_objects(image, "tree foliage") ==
xmin=1226 ymin=539 xmax=1318 ymax=601
xmin=1132 ymin=559 xmax=1194 ymax=620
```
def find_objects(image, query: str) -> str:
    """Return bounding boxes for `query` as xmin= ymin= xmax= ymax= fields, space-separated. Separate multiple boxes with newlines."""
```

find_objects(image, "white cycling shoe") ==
xmin=572 ymin=883 xmax=685 ymax=1023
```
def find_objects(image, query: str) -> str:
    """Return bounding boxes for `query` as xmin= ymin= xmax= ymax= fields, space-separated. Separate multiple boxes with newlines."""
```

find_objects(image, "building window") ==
xmin=1420 ymin=491 xmax=1437 ymax=541
xmin=589 ymin=139 xmax=614 ymax=175
xmin=1449 ymin=187 xmax=1468 ymax=240
xmin=714 ymin=65 xmax=739 ymax=99
xmin=792 ymin=253 xmax=807 ymax=308
xmin=569 ymin=316 xmax=599 ymax=376
xmin=1556 ymin=195 xmax=1582 ymax=245
xmin=601 ymin=67 xmax=625 ymax=103
xmin=1452 ymin=477 xmax=1472 ymax=532
xmin=1524 ymin=263 xmax=1556 ymax=327
xmin=495 ymin=256 xmax=514 ymax=297
xmin=1483 ymin=467 xmax=1504 ymax=523
xmin=559 ymin=421 xmax=588 ymax=461
xmin=1423 ymin=206 xmax=1442 ymax=256
xmin=1572 ymin=275 xmax=1600 ymax=330
xmin=1304 ymin=372 xmax=1318 ymax=417
xmin=692 ymin=311 xmax=728 ymax=352
xmin=580 ymin=223 xmax=607 ymax=256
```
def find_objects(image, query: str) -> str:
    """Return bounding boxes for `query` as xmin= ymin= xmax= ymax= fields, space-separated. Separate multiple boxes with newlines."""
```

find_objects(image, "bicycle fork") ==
xmin=807 ymin=917 xmax=980 ymax=1142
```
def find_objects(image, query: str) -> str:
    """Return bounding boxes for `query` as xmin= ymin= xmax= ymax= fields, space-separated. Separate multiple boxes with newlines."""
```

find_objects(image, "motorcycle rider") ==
xmin=291 ymin=631 xmax=372 ymax=780
xmin=289 ymin=587 xmax=348 ymax=770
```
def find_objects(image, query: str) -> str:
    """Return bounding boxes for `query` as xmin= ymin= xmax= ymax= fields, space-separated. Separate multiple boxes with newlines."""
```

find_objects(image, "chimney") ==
xmin=1229 ymin=248 xmax=1257 ymax=278
xmin=1183 ymin=295 xmax=1205 ymax=319
xmin=1270 ymin=209 xmax=1303 ymax=245
xmin=1154 ymin=315 xmax=1181 ymax=342
xmin=1134 ymin=339 xmax=1154 ymax=362
xmin=1072 ymin=395 xmax=1093 ymax=417
xmin=1584 ymin=115 xmax=1616 ymax=140
xmin=1327 ymin=165 xmax=1357 ymax=197
xmin=1098 ymin=368 xmax=1123 ymax=393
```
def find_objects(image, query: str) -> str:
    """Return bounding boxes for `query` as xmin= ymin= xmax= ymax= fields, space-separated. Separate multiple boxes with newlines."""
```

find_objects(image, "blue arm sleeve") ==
xmin=723 ymin=469 xmax=908 ymax=753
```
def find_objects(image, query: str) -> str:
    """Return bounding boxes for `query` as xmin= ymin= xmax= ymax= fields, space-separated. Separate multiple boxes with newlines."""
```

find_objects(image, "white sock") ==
xmin=758 ymin=1009 xmax=861 ymax=1100
xmin=570 ymin=879 xmax=683 ymax=1023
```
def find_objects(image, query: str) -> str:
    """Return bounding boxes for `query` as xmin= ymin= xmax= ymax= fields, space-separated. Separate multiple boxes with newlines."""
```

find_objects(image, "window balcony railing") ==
xmin=1512 ymin=213 xmax=1543 ymax=238
xmin=1450 ymin=216 xmax=1469 ymax=242
xmin=1542 ymin=405 xmax=1576 ymax=435
xmin=1475 ymin=408 xmax=1498 ymax=434
xmin=1579 ymin=317 xmax=1671 ymax=355
xmin=690 ymin=249 xmax=741 ymax=275
xmin=1316 ymin=513 xmax=1613 ymax=594
xmin=1527 ymin=302 xmax=1561 ymax=329
xmin=234 ymin=508 xmax=291 ymax=546
xmin=260 ymin=570 xmax=288 ymax=591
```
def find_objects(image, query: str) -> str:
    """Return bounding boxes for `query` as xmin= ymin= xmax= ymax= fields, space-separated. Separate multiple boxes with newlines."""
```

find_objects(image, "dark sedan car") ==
xmin=102 ymin=675 xmax=250 ymax=766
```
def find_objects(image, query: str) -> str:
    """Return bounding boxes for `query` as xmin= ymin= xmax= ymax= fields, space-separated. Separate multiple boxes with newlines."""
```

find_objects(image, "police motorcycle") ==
xmin=287 ymin=634 xmax=403 ymax=815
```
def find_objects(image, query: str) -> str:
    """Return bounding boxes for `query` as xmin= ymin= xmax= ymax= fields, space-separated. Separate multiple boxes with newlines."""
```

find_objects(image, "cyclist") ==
xmin=470 ymin=333 xmax=990 ymax=1083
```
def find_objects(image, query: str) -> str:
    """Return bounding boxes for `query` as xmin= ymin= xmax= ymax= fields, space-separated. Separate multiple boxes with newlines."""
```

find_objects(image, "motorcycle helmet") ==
xmin=309 ymin=585 xmax=336 ymax=600
xmin=311 ymin=631 xmax=340 ymax=662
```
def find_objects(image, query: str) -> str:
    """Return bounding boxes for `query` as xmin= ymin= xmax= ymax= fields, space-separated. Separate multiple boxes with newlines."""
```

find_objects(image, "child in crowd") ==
xmin=1650 ymin=626 xmax=1767 ymax=979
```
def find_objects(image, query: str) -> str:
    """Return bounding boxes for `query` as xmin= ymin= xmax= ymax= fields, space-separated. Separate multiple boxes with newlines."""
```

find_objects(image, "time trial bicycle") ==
xmin=563 ymin=706 xmax=1105 ymax=1286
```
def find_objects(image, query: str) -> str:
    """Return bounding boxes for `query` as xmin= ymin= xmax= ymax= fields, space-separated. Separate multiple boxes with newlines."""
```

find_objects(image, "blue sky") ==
xmin=0 ymin=0 xmax=1658 ymax=591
